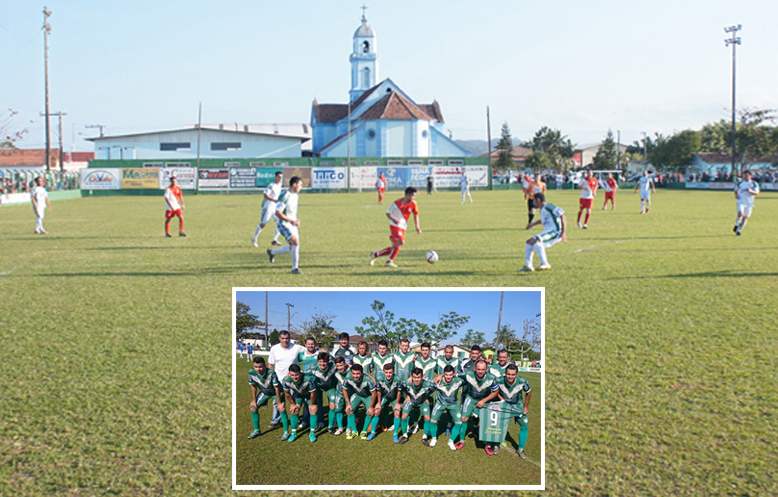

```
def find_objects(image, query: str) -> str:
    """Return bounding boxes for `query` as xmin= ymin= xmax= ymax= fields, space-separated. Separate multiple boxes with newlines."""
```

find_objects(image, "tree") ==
xmin=522 ymin=126 xmax=577 ymax=171
xmin=1 ymin=108 xmax=29 ymax=149
xmin=626 ymin=133 xmax=665 ymax=160
xmin=268 ymin=329 xmax=280 ymax=346
xmin=592 ymin=129 xmax=618 ymax=170
xmin=524 ymin=151 xmax=554 ymax=174
xmin=354 ymin=300 xmax=403 ymax=351
xmin=736 ymin=108 xmax=778 ymax=168
xmin=493 ymin=122 xmax=516 ymax=172
xmin=511 ymin=318 xmax=541 ymax=363
xmin=492 ymin=324 xmax=516 ymax=351
xmin=236 ymin=301 xmax=264 ymax=340
xmin=299 ymin=311 xmax=337 ymax=350
xmin=649 ymin=130 xmax=701 ymax=172
xmin=460 ymin=329 xmax=485 ymax=349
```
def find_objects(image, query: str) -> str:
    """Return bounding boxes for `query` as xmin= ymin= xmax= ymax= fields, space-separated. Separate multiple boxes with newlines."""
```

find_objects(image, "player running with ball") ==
xmin=520 ymin=193 xmax=567 ymax=272
xmin=370 ymin=187 xmax=421 ymax=268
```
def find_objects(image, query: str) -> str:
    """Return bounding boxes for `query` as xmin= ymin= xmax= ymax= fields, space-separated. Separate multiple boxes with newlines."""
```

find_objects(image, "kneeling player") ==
xmin=247 ymin=357 xmax=289 ymax=440
xmin=521 ymin=193 xmax=567 ymax=272
xmin=282 ymin=364 xmax=318 ymax=442
xmin=375 ymin=363 xmax=403 ymax=442
xmin=397 ymin=368 xmax=434 ymax=444
xmin=457 ymin=360 xmax=499 ymax=451
xmin=494 ymin=364 xmax=532 ymax=458
xmin=342 ymin=363 xmax=379 ymax=440
xmin=429 ymin=365 xmax=464 ymax=450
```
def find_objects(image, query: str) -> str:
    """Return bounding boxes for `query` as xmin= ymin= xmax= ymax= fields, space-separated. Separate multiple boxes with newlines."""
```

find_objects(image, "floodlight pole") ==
xmin=724 ymin=24 xmax=741 ymax=177
xmin=42 ymin=7 xmax=52 ymax=173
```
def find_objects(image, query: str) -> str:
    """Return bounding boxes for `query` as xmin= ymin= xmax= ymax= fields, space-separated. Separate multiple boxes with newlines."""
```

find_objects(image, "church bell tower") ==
xmin=349 ymin=6 xmax=379 ymax=103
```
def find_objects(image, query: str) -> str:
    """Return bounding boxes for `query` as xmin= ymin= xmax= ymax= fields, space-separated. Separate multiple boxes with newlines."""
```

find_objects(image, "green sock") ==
xmin=328 ymin=410 xmax=334 ymax=428
xmin=519 ymin=423 xmax=528 ymax=449
xmin=401 ymin=417 xmax=409 ymax=434
xmin=348 ymin=414 xmax=356 ymax=431
xmin=251 ymin=410 xmax=260 ymax=431
xmin=429 ymin=422 xmax=437 ymax=438
xmin=361 ymin=415 xmax=372 ymax=433
xmin=311 ymin=413 xmax=318 ymax=431
xmin=280 ymin=411 xmax=289 ymax=432
xmin=393 ymin=417 xmax=400 ymax=435
xmin=451 ymin=423 xmax=461 ymax=441
xmin=371 ymin=416 xmax=379 ymax=433
xmin=336 ymin=412 xmax=344 ymax=429
xmin=290 ymin=414 xmax=299 ymax=430
xmin=424 ymin=422 xmax=432 ymax=437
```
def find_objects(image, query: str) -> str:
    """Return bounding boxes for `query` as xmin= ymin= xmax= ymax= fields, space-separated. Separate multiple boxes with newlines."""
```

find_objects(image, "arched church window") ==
xmin=363 ymin=67 xmax=370 ymax=87
xmin=363 ymin=41 xmax=370 ymax=53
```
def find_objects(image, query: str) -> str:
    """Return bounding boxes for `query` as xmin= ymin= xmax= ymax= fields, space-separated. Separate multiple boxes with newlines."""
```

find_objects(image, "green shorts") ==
xmin=502 ymin=402 xmax=529 ymax=427
xmin=348 ymin=394 xmax=372 ymax=413
xmin=430 ymin=402 xmax=462 ymax=423
xmin=402 ymin=400 xmax=430 ymax=417
xmin=255 ymin=393 xmax=277 ymax=408
xmin=461 ymin=396 xmax=488 ymax=418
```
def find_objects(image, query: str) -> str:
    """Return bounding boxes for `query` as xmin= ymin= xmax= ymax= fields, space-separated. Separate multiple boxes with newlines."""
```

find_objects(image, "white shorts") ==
xmin=737 ymin=203 xmax=754 ymax=217
xmin=639 ymin=192 xmax=651 ymax=200
xmin=33 ymin=207 xmax=45 ymax=219
xmin=277 ymin=221 xmax=299 ymax=242
xmin=260 ymin=205 xmax=276 ymax=225
xmin=532 ymin=230 xmax=561 ymax=249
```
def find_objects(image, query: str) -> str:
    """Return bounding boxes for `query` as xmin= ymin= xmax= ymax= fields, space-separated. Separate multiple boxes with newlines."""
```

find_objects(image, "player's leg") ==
xmin=164 ymin=211 xmax=172 ymax=236
xmin=420 ymin=403 xmax=432 ymax=443
xmin=247 ymin=395 xmax=263 ymax=438
xmin=271 ymin=225 xmax=282 ymax=245
xmin=289 ymin=236 xmax=301 ymax=273
xmin=527 ymin=199 xmax=534 ymax=224
xmin=515 ymin=411 xmax=529 ymax=458
xmin=268 ymin=223 xmax=292 ymax=262
xmin=521 ymin=236 xmax=537 ymax=272
xmin=308 ymin=401 xmax=319 ymax=442
xmin=176 ymin=211 xmax=185 ymax=236
xmin=468 ymin=190 xmax=473 ymax=203
xmin=737 ymin=205 xmax=752 ymax=234
xmin=398 ymin=401 xmax=413 ymax=443
xmin=386 ymin=238 xmax=404 ymax=267
xmin=583 ymin=207 xmax=591 ymax=228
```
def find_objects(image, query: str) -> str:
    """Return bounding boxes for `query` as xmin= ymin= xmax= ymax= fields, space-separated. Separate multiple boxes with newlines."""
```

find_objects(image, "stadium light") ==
xmin=724 ymin=24 xmax=742 ymax=176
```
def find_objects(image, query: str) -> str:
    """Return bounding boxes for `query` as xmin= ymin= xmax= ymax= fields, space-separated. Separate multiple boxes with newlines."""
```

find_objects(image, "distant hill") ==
xmin=455 ymin=138 xmax=524 ymax=157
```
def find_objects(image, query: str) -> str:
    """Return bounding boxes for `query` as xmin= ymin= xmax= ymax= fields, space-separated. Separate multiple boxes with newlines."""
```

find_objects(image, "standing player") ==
xmin=298 ymin=336 xmax=322 ymax=429
xmin=634 ymin=170 xmax=656 ymax=214
xmin=527 ymin=174 xmax=547 ymax=224
xmin=353 ymin=341 xmax=374 ymax=377
xmin=374 ymin=363 xmax=402 ymax=440
xmin=376 ymin=172 xmax=386 ymax=204
xmin=251 ymin=170 xmax=284 ymax=247
xmin=342 ymin=364 xmax=379 ymax=441
xmin=164 ymin=176 xmax=186 ymax=237
xmin=576 ymin=169 xmax=598 ymax=228
xmin=237 ymin=342 xmax=244 ymax=359
xmin=372 ymin=339 xmax=394 ymax=374
xmin=429 ymin=365 xmax=465 ymax=450
xmin=494 ymin=364 xmax=532 ymax=458
xmin=521 ymin=172 xmax=532 ymax=208
xmin=520 ymin=192 xmax=567 ymax=272
xmin=370 ymin=187 xmax=422 ymax=268
xmin=733 ymin=170 xmax=760 ymax=236
xmin=30 ymin=177 xmax=51 ymax=234
xmin=457 ymin=360 xmax=500 ymax=451
xmin=267 ymin=176 xmax=303 ymax=274
xmin=246 ymin=342 xmax=254 ymax=363
xmin=458 ymin=345 xmax=482 ymax=376
xmin=397 ymin=368 xmax=434 ymax=445
xmin=555 ymin=172 xmax=564 ymax=190
xmin=393 ymin=338 xmax=416 ymax=384
xmin=602 ymin=173 xmax=618 ymax=210
xmin=247 ymin=356 xmax=289 ymax=440
xmin=415 ymin=343 xmax=437 ymax=381
xmin=460 ymin=172 xmax=472 ymax=204
xmin=489 ymin=349 xmax=513 ymax=379
xmin=281 ymin=364 xmax=319 ymax=442
xmin=332 ymin=332 xmax=357 ymax=365
xmin=436 ymin=345 xmax=461 ymax=376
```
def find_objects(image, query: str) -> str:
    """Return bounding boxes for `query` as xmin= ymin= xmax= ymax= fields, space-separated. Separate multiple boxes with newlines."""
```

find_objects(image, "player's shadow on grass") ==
xmin=662 ymin=270 xmax=778 ymax=278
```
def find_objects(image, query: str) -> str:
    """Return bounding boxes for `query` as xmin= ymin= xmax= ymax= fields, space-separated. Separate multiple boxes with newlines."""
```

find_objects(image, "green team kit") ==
xmin=393 ymin=350 xmax=416 ymax=382
xmin=342 ymin=373 xmax=378 ymax=439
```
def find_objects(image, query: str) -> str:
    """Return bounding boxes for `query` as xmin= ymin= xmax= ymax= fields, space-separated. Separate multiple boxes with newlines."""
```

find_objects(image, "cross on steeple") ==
xmin=361 ymin=4 xmax=368 ymax=21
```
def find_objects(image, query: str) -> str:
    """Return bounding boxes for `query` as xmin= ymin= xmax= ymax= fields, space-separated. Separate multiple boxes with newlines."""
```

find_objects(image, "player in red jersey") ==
xmin=376 ymin=173 xmax=386 ymax=204
xmin=601 ymin=173 xmax=618 ymax=210
xmin=164 ymin=176 xmax=186 ymax=237
xmin=370 ymin=187 xmax=422 ymax=268
xmin=576 ymin=170 xmax=598 ymax=229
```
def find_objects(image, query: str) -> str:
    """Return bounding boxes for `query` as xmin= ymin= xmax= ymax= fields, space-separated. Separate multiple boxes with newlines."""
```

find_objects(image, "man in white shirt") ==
xmin=30 ymin=177 xmax=51 ymax=234
xmin=268 ymin=330 xmax=305 ymax=427
xmin=460 ymin=173 xmax=472 ymax=204
xmin=733 ymin=170 xmax=760 ymax=236
xmin=252 ymin=171 xmax=284 ymax=248
xmin=634 ymin=171 xmax=656 ymax=214
xmin=267 ymin=176 xmax=304 ymax=274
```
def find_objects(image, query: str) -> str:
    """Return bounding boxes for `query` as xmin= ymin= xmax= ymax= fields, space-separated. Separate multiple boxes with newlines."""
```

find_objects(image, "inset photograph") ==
xmin=232 ymin=288 xmax=544 ymax=490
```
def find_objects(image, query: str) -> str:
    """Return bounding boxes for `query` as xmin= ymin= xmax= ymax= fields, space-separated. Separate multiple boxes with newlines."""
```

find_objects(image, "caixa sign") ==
xmin=312 ymin=167 xmax=347 ymax=188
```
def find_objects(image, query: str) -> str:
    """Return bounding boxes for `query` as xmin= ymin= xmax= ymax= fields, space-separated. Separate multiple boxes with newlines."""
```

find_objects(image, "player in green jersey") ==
xmin=282 ymin=364 xmax=319 ymax=443
xmin=414 ymin=342 xmax=436 ymax=436
xmin=494 ymin=364 xmax=532 ymax=458
xmin=457 ymin=345 xmax=482 ymax=376
xmin=247 ymin=356 xmax=289 ymax=440
xmin=374 ymin=363 xmax=403 ymax=442
xmin=298 ymin=336 xmax=323 ymax=430
xmin=398 ymin=368 xmax=434 ymax=445
xmin=333 ymin=332 xmax=357 ymax=364
xmin=394 ymin=338 xmax=416 ymax=383
xmin=331 ymin=356 xmax=352 ymax=435
xmin=429 ymin=365 xmax=464 ymax=450
xmin=457 ymin=360 xmax=499 ymax=450
xmin=372 ymin=339 xmax=394 ymax=374
xmin=311 ymin=352 xmax=340 ymax=435
xmin=489 ymin=349 xmax=513 ymax=379
xmin=353 ymin=340 xmax=374 ymax=377
xmin=342 ymin=363 xmax=379 ymax=441
xmin=435 ymin=345 xmax=460 ymax=375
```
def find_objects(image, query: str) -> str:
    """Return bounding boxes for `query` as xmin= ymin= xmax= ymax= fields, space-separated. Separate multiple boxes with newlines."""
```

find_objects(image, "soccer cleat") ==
xmin=429 ymin=437 xmax=437 ymax=448
xmin=179 ymin=233 xmax=187 ymax=237
xmin=399 ymin=435 xmax=409 ymax=445
xmin=366 ymin=432 xmax=376 ymax=441
xmin=268 ymin=422 xmax=280 ymax=429
xmin=582 ymin=224 xmax=588 ymax=229
xmin=271 ymin=239 xmax=283 ymax=246
xmin=422 ymin=438 xmax=430 ymax=446
xmin=328 ymin=427 xmax=336 ymax=435
xmin=39 ymin=229 xmax=48 ymax=234
xmin=485 ymin=445 xmax=494 ymax=456
xmin=577 ymin=221 xmax=582 ymax=228
xmin=309 ymin=432 xmax=317 ymax=443
xmin=369 ymin=253 xmax=376 ymax=266
xmin=252 ymin=237 xmax=258 ymax=248
xmin=291 ymin=268 xmax=304 ymax=275
xmin=421 ymin=434 xmax=427 ymax=442
xmin=448 ymin=440 xmax=457 ymax=451
xmin=267 ymin=249 xmax=275 ymax=263
xmin=393 ymin=435 xmax=400 ymax=444
xmin=385 ymin=260 xmax=398 ymax=268
xmin=518 ymin=449 xmax=527 ymax=459
xmin=733 ymin=225 xmax=738 ymax=233
xmin=501 ymin=441 xmax=508 ymax=447
xmin=346 ymin=428 xmax=353 ymax=437
xmin=165 ymin=234 xmax=172 ymax=238
xmin=333 ymin=428 xmax=344 ymax=436
xmin=247 ymin=430 xmax=261 ymax=439
xmin=537 ymin=264 xmax=551 ymax=271
xmin=736 ymin=231 xmax=742 ymax=236
xmin=602 ymin=206 xmax=606 ymax=210
xmin=411 ymin=423 xmax=420 ymax=435
xmin=455 ymin=441 xmax=465 ymax=450
xmin=645 ymin=209 xmax=649 ymax=214
xmin=287 ymin=432 xmax=297 ymax=442
xmin=360 ymin=431 xmax=368 ymax=440
xmin=346 ymin=431 xmax=355 ymax=440
xmin=492 ymin=445 xmax=500 ymax=455
xmin=280 ymin=431 xmax=290 ymax=441
xmin=518 ymin=265 xmax=534 ymax=272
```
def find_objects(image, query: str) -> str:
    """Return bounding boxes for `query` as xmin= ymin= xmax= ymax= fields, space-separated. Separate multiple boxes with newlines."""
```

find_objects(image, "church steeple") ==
xmin=349 ymin=5 xmax=379 ymax=103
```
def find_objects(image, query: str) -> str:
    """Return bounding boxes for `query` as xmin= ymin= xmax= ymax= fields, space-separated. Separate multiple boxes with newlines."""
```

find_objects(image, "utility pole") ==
xmin=41 ymin=111 xmax=66 ymax=172
xmin=616 ymin=130 xmax=621 ymax=170
xmin=86 ymin=124 xmax=106 ymax=137
xmin=496 ymin=291 xmax=504 ymax=345
xmin=285 ymin=303 xmax=295 ymax=335
xmin=265 ymin=291 xmax=269 ymax=346
xmin=196 ymin=102 xmax=202 ymax=170
xmin=42 ymin=7 xmax=52 ymax=173
xmin=486 ymin=106 xmax=492 ymax=189
xmin=724 ymin=25 xmax=742 ymax=177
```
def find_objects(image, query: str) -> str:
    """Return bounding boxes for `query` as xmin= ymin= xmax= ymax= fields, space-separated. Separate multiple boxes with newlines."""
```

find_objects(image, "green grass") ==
xmin=234 ymin=359 xmax=541 ymax=486
xmin=2 ymin=188 xmax=777 ymax=495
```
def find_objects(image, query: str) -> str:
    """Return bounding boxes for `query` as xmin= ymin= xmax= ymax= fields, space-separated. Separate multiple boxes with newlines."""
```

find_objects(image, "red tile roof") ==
xmin=357 ymin=91 xmax=434 ymax=121
xmin=313 ymin=103 xmax=350 ymax=123
xmin=420 ymin=101 xmax=444 ymax=123
xmin=0 ymin=148 xmax=59 ymax=167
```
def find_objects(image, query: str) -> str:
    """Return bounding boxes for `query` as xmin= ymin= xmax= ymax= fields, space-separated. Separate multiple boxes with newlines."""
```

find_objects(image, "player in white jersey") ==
xmin=460 ymin=173 xmax=472 ymax=204
xmin=30 ymin=177 xmax=51 ymax=234
xmin=252 ymin=170 xmax=283 ymax=247
xmin=634 ymin=171 xmax=656 ymax=214
xmin=163 ymin=176 xmax=186 ymax=237
xmin=267 ymin=176 xmax=303 ymax=274
xmin=733 ymin=170 xmax=760 ymax=236
xmin=520 ymin=192 xmax=567 ymax=272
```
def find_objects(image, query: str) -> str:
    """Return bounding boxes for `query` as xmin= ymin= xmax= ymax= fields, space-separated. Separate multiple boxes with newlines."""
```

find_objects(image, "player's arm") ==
xmin=523 ymin=390 xmax=532 ymax=415
xmin=342 ymin=386 xmax=353 ymax=414
xmin=273 ymin=384 xmax=284 ymax=410
xmin=45 ymin=194 xmax=51 ymax=210
xmin=250 ymin=385 xmax=259 ymax=408
xmin=475 ymin=388 xmax=500 ymax=409
xmin=276 ymin=208 xmax=299 ymax=226
xmin=651 ymin=180 xmax=656 ymax=193
xmin=525 ymin=219 xmax=542 ymax=230
xmin=263 ymin=191 xmax=277 ymax=202
xmin=285 ymin=389 xmax=299 ymax=415
xmin=367 ymin=390 xmax=378 ymax=417
xmin=559 ymin=213 xmax=567 ymax=242
xmin=178 ymin=191 xmax=184 ymax=209
xmin=386 ymin=212 xmax=400 ymax=225
xmin=413 ymin=213 xmax=421 ymax=234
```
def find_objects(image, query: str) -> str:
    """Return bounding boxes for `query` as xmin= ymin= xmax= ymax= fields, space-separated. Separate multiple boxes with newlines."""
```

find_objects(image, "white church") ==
xmin=311 ymin=11 xmax=471 ymax=158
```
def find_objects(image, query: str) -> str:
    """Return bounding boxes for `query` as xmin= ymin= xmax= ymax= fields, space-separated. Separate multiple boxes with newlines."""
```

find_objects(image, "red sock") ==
xmin=389 ymin=246 xmax=401 ymax=260
xmin=585 ymin=212 xmax=590 ymax=224
xmin=577 ymin=211 xmax=582 ymax=222
xmin=165 ymin=221 xmax=170 ymax=235
xmin=379 ymin=192 xmax=383 ymax=203
xmin=179 ymin=218 xmax=184 ymax=233
xmin=375 ymin=247 xmax=392 ymax=258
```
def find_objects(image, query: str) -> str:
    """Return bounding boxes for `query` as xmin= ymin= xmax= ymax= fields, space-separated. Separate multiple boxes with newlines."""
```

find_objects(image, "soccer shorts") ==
xmin=605 ymin=191 xmax=615 ymax=200
xmin=579 ymin=198 xmax=593 ymax=210
xmin=380 ymin=395 xmax=399 ymax=409
xmin=255 ymin=393 xmax=278 ymax=408
xmin=501 ymin=402 xmax=529 ymax=427
xmin=531 ymin=230 xmax=562 ymax=249
xmin=285 ymin=390 xmax=311 ymax=406
xmin=431 ymin=402 xmax=462 ymax=422
xmin=260 ymin=204 xmax=276 ymax=224
xmin=277 ymin=220 xmax=299 ymax=242
xmin=461 ymin=396 xmax=491 ymax=418
xmin=639 ymin=192 xmax=651 ymax=200
xmin=348 ymin=393 xmax=372 ymax=413
xmin=389 ymin=226 xmax=406 ymax=245
xmin=737 ymin=203 xmax=754 ymax=217
xmin=401 ymin=400 xmax=430 ymax=417
xmin=165 ymin=209 xmax=183 ymax=220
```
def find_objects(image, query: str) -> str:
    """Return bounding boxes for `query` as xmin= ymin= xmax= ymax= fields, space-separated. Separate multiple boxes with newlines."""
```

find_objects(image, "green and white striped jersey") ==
xmin=463 ymin=371 xmax=498 ymax=400
xmin=353 ymin=353 xmax=374 ymax=376
xmin=402 ymin=378 xmax=433 ymax=406
xmin=332 ymin=344 xmax=357 ymax=365
xmin=394 ymin=350 xmax=416 ymax=382
xmin=433 ymin=376 xmax=464 ymax=406
xmin=334 ymin=365 xmax=352 ymax=389
xmin=497 ymin=375 xmax=531 ymax=407
xmin=436 ymin=355 xmax=460 ymax=376
xmin=248 ymin=368 xmax=280 ymax=397
xmin=342 ymin=375 xmax=378 ymax=399
xmin=275 ymin=189 xmax=299 ymax=221
xmin=375 ymin=371 xmax=401 ymax=402
xmin=372 ymin=352 xmax=395 ymax=374
xmin=489 ymin=361 xmax=513 ymax=379
xmin=311 ymin=361 xmax=338 ymax=391
xmin=477 ymin=401 xmax=512 ymax=444
xmin=415 ymin=356 xmax=437 ymax=381
xmin=297 ymin=349 xmax=319 ymax=376
xmin=282 ymin=375 xmax=317 ymax=401
xmin=539 ymin=203 xmax=564 ymax=232
xmin=458 ymin=358 xmax=478 ymax=376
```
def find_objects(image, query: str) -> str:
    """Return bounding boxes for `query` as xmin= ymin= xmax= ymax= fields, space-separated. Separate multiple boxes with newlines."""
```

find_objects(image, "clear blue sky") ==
xmin=235 ymin=289 xmax=542 ymax=347
xmin=3 ymin=1 xmax=776 ymax=151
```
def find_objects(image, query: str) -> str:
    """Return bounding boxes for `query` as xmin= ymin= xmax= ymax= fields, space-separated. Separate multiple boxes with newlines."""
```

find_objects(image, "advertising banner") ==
xmin=158 ymin=167 xmax=196 ymax=190
xmin=198 ymin=168 xmax=229 ymax=190
xmin=466 ymin=165 xmax=490 ymax=187
xmin=433 ymin=165 xmax=465 ymax=188
xmin=229 ymin=167 xmax=257 ymax=189
xmin=350 ymin=166 xmax=377 ymax=189
xmin=686 ymin=182 xmax=734 ymax=190
xmin=407 ymin=166 xmax=432 ymax=188
xmin=312 ymin=167 xmax=347 ymax=189
xmin=256 ymin=169 xmax=279 ymax=188
xmin=121 ymin=168 xmax=159 ymax=189
xmin=283 ymin=166 xmax=312 ymax=188
xmin=378 ymin=167 xmax=408 ymax=190
xmin=81 ymin=168 xmax=121 ymax=190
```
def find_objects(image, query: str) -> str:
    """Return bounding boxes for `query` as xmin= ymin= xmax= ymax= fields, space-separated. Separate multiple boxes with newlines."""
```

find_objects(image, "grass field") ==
xmin=2 ymin=187 xmax=777 ymax=495
xmin=233 ymin=358 xmax=541 ymax=486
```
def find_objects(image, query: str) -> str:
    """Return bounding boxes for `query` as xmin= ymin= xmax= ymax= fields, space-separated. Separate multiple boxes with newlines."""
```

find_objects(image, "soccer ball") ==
xmin=426 ymin=250 xmax=439 ymax=264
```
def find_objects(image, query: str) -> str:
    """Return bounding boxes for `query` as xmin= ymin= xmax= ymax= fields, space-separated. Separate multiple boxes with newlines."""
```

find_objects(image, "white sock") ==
xmin=273 ymin=228 xmax=281 ymax=241
xmin=271 ymin=245 xmax=291 ymax=255
xmin=254 ymin=225 xmax=262 ymax=238
xmin=524 ymin=244 xmax=534 ymax=267
xmin=641 ymin=200 xmax=645 ymax=210
xmin=534 ymin=243 xmax=548 ymax=266
xmin=739 ymin=218 xmax=748 ymax=231
xmin=291 ymin=244 xmax=299 ymax=269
